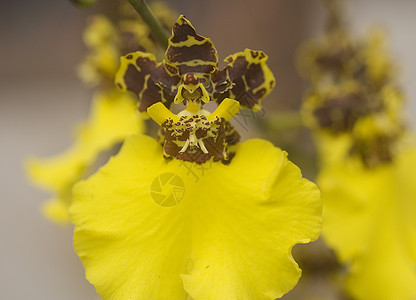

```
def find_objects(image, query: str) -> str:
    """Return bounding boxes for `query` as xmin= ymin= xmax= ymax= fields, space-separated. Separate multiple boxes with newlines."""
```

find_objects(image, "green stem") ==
xmin=126 ymin=0 xmax=170 ymax=49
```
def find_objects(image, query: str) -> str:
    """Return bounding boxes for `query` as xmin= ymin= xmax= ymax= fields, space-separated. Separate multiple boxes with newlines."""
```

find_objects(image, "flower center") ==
xmin=147 ymin=77 xmax=240 ymax=164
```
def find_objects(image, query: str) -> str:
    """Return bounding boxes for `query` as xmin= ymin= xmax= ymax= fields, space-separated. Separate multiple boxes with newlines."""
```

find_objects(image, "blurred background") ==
xmin=1 ymin=0 xmax=416 ymax=299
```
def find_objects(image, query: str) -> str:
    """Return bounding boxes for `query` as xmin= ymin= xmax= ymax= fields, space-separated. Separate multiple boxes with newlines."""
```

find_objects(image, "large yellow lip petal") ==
xmin=70 ymin=134 xmax=322 ymax=299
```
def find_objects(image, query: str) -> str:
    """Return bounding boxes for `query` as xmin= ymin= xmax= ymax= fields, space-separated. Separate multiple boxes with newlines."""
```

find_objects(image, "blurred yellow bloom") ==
xmin=78 ymin=3 xmax=176 ymax=87
xmin=296 ymin=28 xmax=358 ymax=84
xmin=358 ymin=29 xmax=396 ymax=89
xmin=27 ymin=91 xmax=143 ymax=224
xmin=304 ymin=84 xmax=404 ymax=168
xmin=297 ymin=16 xmax=394 ymax=93
xmin=77 ymin=15 xmax=120 ymax=86
xmin=319 ymin=141 xmax=416 ymax=300
xmin=299 ymin=5 xmax=416 ymax=298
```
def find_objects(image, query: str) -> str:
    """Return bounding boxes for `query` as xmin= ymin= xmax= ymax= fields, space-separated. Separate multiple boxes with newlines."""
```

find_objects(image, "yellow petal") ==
xmin=76 ymin=91 xmax=143 ymax=157
xmin=42 ymin=197 xmax=70 ymax=225
xmin=70 ymin=134 xmax=322 ymax=299
xmin=147 ymin=102 xmax=179 ymax=125
xmin=27 ymin=147 xmax=85 ymax=194
xmin=313 ymin=132 xmax=352 ymax=167
xmin=319 ymin=145 xmax=416 ymax=300
xmin=26 ymin=90 xmax=143 ymax=224
xmin=207 ymin=98 xmax=240 ymax=122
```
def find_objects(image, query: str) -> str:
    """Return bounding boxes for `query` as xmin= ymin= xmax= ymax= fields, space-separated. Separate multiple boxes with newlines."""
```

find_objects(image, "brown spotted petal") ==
xmin=115 ymin=51 xmax=180 ymax=112
xmin=165 ymin=15 xmax=218 ymax=77
xmin=213 ymin=49 xmax=276 ymax=111
xmin=211 ymin=68 xmax=233 ymax=97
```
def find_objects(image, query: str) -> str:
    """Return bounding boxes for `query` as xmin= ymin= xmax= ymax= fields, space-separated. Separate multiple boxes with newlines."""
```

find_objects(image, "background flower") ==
xmin=299 ymin=1 xmax=416 ymax=299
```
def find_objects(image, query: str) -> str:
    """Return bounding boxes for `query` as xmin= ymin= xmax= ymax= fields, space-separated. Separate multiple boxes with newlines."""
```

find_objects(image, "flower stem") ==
xmin=126 ymin=0 xmax=170 ymax=49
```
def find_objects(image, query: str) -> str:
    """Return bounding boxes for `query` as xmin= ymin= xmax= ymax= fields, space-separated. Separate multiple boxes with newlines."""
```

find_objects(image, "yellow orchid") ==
xmin=69 ymin=16 xmax=322 ymax=299
xmin=299 ymin=5 xmax=416 ymax=298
